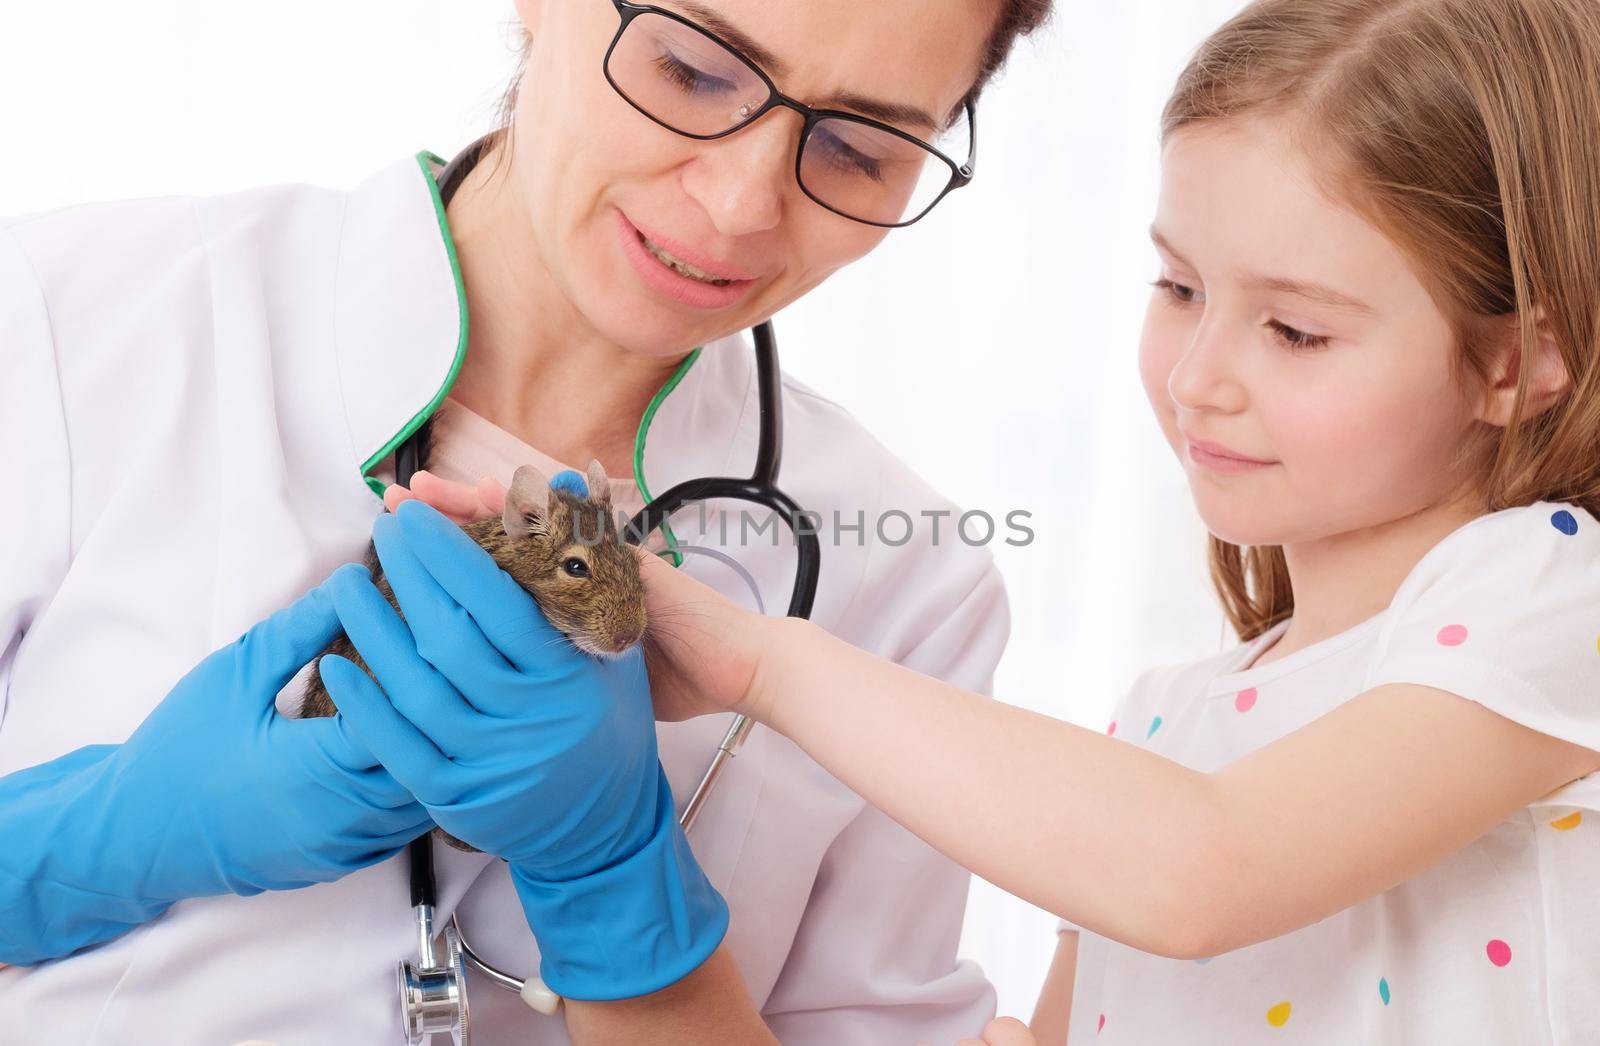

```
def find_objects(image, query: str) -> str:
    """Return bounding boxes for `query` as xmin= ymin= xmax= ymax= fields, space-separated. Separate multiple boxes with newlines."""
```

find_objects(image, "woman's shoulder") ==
xmin=737 ymin=355 xmax=1012 ymax=676
xmin=2 ymin=171 xmax=352 ymax=308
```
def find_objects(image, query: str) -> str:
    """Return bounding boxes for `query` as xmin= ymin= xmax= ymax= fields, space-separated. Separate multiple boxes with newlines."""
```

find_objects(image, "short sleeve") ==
xmin=1365 ymin=503 xmax=1600 ymax=754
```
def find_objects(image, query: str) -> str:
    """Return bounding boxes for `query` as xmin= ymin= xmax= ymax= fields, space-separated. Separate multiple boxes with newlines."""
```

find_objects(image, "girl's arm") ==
xmin=1029 ymin=932 xmax=1077 ymax=1045
xmin=740 ymin=616 xmax=1600 ymax=959
xmin=404 ymin=475 xmax=1600 ymax=964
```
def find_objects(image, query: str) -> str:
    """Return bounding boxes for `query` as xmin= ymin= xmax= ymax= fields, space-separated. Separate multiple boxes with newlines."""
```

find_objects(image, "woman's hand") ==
xmin=0 ymin=574 xmax=432 ymax=966
xmin=323 ymin=499 xmax=729 ymax=999
xmin=386 ymin=471 xmax=781 ymax=723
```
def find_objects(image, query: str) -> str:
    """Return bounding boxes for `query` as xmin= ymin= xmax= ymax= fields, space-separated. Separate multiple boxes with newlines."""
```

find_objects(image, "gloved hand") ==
xmin=321 ymin=492 xmax=728 ymax=1001
xmin=0 ymin=569 xmax=433 ymax=967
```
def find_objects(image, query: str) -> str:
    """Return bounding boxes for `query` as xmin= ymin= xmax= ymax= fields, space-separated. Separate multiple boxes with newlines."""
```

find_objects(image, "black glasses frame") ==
xmin=603 ymin=0 xmax=977 ymax=228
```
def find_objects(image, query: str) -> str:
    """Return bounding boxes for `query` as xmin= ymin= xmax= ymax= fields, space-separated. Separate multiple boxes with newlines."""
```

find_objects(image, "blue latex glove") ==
xmin=321 ymin=493 xmax=728 ymax=1000
xmin=0 ymin=568 xmax=432 ymax=967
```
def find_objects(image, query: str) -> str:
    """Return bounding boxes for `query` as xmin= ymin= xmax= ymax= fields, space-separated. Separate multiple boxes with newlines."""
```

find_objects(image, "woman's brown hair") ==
xmin=1163 ymin=0 xmax=1600 ymax=641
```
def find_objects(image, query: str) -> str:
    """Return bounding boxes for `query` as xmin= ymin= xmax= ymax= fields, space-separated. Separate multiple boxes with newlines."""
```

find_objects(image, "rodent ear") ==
xmin=585 ymin=459 xmax=612 ymax=505
xmin=504 ymin=465 xmax=553 ymax=539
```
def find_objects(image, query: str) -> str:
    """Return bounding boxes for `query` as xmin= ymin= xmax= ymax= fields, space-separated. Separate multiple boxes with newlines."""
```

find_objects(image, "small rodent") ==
xmin=298 ymin=460 xmax=648 ymax=852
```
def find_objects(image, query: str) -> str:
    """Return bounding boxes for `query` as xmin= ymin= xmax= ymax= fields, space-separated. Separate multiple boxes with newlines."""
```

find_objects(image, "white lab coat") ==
xmin=0 ymin=152 xmax=1009 ymax=1045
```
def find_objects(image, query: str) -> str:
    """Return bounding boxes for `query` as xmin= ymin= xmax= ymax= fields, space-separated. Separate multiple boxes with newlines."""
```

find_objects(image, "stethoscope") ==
xmin=393 ymin=135 xmax=823 ymax=1044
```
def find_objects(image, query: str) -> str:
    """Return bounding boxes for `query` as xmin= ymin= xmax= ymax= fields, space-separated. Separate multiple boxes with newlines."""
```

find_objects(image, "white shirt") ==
xmin=1066 ymin=503 xmax=1600 ymax=1045
xmin=0 ymin=152 xmax=1009 ymax=1044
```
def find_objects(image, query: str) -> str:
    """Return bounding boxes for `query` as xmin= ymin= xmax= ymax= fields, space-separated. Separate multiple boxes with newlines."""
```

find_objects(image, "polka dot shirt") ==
xmin=1064 ymin=503 xmax=1600 ymax=1044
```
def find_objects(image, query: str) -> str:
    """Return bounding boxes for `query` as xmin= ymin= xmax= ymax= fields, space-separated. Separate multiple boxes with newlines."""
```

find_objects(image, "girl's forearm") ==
xmin=752 ymin=620 xmax=1231 ymax=958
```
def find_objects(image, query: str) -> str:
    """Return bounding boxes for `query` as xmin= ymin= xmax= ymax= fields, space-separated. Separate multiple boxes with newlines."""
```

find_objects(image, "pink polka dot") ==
xmin=1486 ymin=939 xmax=1512 ymax=967
xmin=1437 ymin=624 xmax=1469 ymax=647
xmin=1235 ymin=688 xmax=1258 ymax=713
xmin=1098 ymin=1013 xmax=1106 ymax=1033
xmin=1107 ymin=721 xmax=1117 ymax=736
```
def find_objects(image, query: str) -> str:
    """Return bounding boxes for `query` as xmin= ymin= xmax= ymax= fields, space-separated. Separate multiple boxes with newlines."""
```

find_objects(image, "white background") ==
xmin=1 ymin=0 xmax=1246 ymax=1023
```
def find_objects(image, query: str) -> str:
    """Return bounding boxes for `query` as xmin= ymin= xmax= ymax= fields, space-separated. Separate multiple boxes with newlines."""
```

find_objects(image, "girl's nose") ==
xmin=1167 ymin=313 xmax=1249 ymax=416
xmin=679 ymin=110 xmax=797 ymax=238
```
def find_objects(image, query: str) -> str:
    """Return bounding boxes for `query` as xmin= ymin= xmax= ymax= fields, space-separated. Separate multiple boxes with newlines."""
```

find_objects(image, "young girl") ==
xmin=387 ymin=0 xmax=1600 ymax=1040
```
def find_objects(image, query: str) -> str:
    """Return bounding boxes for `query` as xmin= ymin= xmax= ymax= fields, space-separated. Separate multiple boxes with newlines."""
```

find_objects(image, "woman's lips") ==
xmin=1186 ymin=437 xmax=1277 ymax=474
xmin=615 ymin=211 xmax=758 ymax=311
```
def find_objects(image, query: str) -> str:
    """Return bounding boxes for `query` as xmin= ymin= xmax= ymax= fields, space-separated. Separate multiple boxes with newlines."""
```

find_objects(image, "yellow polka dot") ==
xmin=1550 ymin=811 xmax=1582 ymax=831
xmin=1266 ymin=1001 xmax=1292 ymax=1027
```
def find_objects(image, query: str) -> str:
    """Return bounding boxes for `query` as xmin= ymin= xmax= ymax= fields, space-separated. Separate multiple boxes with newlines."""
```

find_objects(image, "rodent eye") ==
xmin=563 ymin=557 xmax=591 ymax=579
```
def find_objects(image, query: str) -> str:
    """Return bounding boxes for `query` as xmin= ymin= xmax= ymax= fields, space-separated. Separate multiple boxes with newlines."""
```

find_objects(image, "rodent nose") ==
xmin=615 ymin=612 xmax=647 ymax=651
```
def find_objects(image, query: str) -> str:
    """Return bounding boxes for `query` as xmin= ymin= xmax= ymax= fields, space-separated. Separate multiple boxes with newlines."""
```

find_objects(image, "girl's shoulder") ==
xmin=1392 ymin=501 xmax=1597 ymax=601
xmin=1366 ymin=500 xmax=1600 ymax=754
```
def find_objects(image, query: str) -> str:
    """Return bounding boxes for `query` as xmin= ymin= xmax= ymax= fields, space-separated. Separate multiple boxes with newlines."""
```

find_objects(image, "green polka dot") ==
xmin=1147 ymin=715 xmax=1163 ymax=738
xmin=1379 ymin=977 xmax=1390 ymax=1005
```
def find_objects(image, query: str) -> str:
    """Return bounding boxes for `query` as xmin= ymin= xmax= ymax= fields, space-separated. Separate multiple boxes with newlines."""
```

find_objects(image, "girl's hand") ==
xmin=944 ymin=1018 xmax=1038 ymax=1046
xmin=384 ymin=471 xmax=780 ymax=724
xmin=635 ymin=549 xmax=779 ymax=723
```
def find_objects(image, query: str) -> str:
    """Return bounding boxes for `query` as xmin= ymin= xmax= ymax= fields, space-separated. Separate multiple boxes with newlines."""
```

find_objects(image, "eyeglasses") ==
xmin=603 ymin=0 xmax=977 ymax=228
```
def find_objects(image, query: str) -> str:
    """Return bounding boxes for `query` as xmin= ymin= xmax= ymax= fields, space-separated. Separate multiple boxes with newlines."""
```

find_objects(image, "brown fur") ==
xmin=298 ymin=462 xmax=646 ymax=852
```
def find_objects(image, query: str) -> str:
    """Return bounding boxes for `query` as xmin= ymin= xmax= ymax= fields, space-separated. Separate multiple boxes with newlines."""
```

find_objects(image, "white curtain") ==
xmin=2 ymin=0 xmax=1248 ymax=1021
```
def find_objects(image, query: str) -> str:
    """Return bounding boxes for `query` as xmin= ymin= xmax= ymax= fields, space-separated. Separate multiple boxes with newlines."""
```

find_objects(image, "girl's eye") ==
xmin=1266 ymin=319 xmax=1331 ymax=352
xmin=653 ymin=52 xmax=737 ymax=96
xmin=563 ymin=557 xmax=591 ymax=579
xmin=1152 ymin=277 xmax=1203 ymax=306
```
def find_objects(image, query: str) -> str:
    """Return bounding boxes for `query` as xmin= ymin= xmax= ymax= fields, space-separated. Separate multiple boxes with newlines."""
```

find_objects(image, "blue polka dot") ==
xmin=1147 ymin=715 xmax=1163 ymax=738
xmin=1378 ymin=977 xmax=1391 ymax=1005
xmin=1193 ymin=956 xmax=1213 ymax=965
xmin=1552 ymin=510 xmax=1579 ymax=536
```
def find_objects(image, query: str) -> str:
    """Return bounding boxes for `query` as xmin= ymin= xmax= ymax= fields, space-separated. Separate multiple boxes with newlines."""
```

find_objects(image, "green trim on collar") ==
xmin=634 ymin=348 xmax=702 ymax=565
xmin=359 ymin=151 xmax=471 ymax=498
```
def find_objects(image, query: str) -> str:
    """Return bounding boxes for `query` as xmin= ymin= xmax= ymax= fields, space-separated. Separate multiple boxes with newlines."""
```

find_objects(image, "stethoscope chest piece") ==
xmin=398 ymin=922 xmax=470 ymax=1045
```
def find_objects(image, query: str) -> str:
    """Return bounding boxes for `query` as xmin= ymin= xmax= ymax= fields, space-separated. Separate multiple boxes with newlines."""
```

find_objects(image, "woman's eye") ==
xmin=1266 ymin=319 xmax=1331 ymax=352
xmin=653 ymin=52 xmax=737 ymax=95
xmin=563 ymin=557 xmax=591 ymax=579
xmin=1152 ymin=277 xmax=1203 ymax=306
xmin=812 ymin=130 xmax=886 ymax=182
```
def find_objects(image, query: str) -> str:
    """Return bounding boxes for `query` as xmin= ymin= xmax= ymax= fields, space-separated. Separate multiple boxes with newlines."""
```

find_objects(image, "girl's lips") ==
xmin=1186 ymin=438 xmax=1277 ymax=474
xmin=615 ymin=211 xmax=758 ymax=311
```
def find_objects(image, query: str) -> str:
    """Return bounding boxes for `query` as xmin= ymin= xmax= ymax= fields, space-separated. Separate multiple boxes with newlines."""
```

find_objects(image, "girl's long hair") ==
xmin=1164 ymin=0 xmax=1600 ymax=640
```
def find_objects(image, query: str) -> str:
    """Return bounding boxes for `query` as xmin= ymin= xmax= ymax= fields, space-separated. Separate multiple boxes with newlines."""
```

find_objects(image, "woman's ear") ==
xmin=512 ymin=0 xmax=542 ymax=37
xmin=1476 ymin=310 xmax=1571 ymax=427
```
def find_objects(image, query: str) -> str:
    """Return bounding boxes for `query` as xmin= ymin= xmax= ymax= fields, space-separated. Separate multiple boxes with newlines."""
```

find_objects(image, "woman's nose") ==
xmin=679 ymin=111 xmax=797 ymax=237
xmin=1166 ymin=314 xmax=1249 ymax=415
